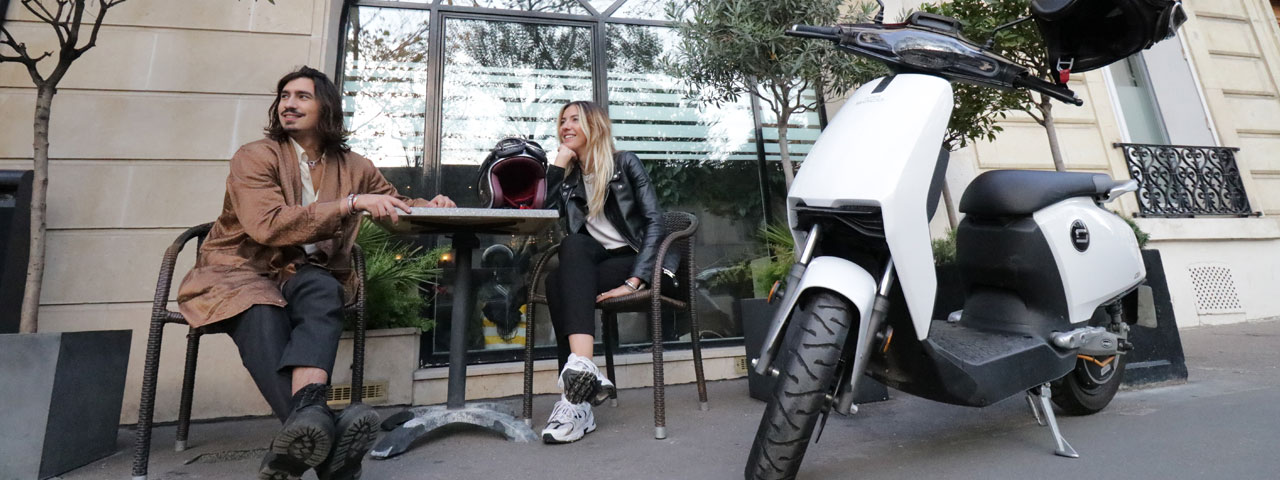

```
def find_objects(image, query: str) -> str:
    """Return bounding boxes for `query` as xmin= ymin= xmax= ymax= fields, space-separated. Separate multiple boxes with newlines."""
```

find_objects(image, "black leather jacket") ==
xmin=545 ymin=151 xmax=679 ymax=283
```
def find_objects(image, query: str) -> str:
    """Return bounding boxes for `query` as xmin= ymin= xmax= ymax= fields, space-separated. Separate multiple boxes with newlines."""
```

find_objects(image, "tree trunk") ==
xmin=777 ymin=108 xmax=795 ymax=189
xmin=941 ymin=184 xmax=957 ymax=230
xmin=19 ymin=85 xmax=54 ymax=334
xmin=1040 ymin=97 xmax=1067 ymax=172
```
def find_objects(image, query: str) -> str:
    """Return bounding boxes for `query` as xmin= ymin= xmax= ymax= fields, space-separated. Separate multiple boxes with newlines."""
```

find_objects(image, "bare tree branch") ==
xmin=0 ymin=24 xmax=52 ymax=84
xmin=20 ymin=0 xmax=70 ymax=45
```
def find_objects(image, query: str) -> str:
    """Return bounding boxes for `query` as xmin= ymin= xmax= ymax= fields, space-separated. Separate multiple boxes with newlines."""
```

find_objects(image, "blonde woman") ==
xmin=540 ymin=100 xmax=679 ymax=444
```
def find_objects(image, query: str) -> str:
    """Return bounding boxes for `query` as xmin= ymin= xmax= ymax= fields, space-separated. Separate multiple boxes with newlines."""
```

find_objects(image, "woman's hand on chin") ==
xmin=554 ymin=145 xmax=577 ymax=168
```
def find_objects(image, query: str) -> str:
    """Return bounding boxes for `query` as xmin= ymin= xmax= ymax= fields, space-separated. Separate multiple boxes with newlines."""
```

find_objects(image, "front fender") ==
xmin=757 ymin=256 xmax=879 ymax=378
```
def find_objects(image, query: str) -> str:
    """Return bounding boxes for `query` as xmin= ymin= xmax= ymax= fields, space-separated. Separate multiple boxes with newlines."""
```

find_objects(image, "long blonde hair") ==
xmin=559 ymin=101 xmax=616 ymax=218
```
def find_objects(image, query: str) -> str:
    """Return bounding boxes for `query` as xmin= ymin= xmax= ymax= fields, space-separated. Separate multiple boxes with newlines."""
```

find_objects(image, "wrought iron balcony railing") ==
xmin=1115 ymin=143 xmax=1254 ymax=217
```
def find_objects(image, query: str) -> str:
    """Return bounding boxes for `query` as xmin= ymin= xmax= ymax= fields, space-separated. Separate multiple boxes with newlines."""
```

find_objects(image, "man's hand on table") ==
xmin=351 ymin=194 xmax=455 ymax=223
xmin=425 ymin=194 xmax=456 ymax=208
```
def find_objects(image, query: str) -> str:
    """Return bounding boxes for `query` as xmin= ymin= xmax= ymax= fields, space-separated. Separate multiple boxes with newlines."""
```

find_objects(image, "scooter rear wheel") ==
xmin=745 ymin=291 xmax=853 ymax=480
xmin=1051 ymin=354 xmax=1126 ymax=415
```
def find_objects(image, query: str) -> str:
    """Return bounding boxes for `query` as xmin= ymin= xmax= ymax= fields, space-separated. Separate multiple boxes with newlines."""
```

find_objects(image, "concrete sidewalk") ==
xmin=65 ymin=319 xmax=1280 ymax=480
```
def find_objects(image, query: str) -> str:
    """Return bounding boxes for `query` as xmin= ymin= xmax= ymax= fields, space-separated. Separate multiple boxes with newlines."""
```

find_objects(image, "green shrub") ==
xmin=1122 ymin=215 xmax=1150 ymax=249
xmin=753 ymin=223 xmax=797 ymax=297
xmin=351 ymin=217 xmax=443 ymax=332
xmin=932 ymin=228 xmax=958 ymax=266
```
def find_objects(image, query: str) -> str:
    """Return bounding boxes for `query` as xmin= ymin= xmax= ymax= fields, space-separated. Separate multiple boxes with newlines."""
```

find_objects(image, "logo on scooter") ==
xmin=1071 ymin=220 xmax=1090 ymax=252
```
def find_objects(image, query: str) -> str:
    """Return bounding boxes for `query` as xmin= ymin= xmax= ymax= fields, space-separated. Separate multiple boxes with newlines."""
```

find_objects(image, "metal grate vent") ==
xmin=1187 ymin=264 xmax=1244 ymax=314
xmin=327 ymin=380 xmax=389 ymax=407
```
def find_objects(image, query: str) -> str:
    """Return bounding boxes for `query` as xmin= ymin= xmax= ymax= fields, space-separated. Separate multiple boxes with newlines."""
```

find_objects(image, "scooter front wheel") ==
xmin=1051 ymin=354 xmax=1126 ymax=415
xmin=745 ymin=291 xmax=853 ymax=480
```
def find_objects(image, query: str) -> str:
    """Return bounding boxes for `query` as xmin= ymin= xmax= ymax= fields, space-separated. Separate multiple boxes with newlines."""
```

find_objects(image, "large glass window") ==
xmin=339 ymin=0 xmax=827 ymax=365
xmin=342 ymin=7 xmax=432 ymax=170
xmin=1110 ymin=54 xmax=1170 ymax=145
xmin=440 ymin=0 xmax=589 ymax=14
xmin=438 ymin=18 xmax=593 ymax=205
xmin=611 ymin=0 xmax=684 ymax=20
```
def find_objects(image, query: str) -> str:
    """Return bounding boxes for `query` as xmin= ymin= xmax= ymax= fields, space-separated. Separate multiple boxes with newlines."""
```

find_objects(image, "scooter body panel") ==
xmin=1033 ymin=198 xmax=1146 ymax=323
xmin=787 ymin=74 xmax=953 ymax=340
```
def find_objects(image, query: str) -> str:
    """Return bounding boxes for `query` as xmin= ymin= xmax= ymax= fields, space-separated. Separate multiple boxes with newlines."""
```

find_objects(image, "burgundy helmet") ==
xmin=477 ymin=137 xmax=549 ymax=209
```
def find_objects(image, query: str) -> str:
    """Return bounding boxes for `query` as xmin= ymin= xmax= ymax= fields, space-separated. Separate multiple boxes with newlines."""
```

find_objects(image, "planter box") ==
xmin=0 ymin=330 xmax=131 ymax=479
xmin=331 ymin=327 xmax=421 ymax=407
xmin=739 ymin=298 xmax=889 ymax=404
xmin=1122 ymin=249 xmax=1189 ymax=386
xmin=0 ymin=170 xmax=33 ymax=335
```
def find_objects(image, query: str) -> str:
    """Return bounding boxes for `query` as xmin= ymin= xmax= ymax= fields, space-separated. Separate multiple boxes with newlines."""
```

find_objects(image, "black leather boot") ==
xmin=259 ymin=383 xmax=337 ymax=480
xmin=316 ymin=403 xmax=382 ymax=480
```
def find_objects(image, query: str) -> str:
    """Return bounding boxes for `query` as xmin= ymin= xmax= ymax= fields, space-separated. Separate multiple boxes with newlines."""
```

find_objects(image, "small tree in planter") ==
xmin=922 ymin=0 xmax=1072 ymax=172
xmin=1 ymin=0 xmax=128 ymax=333
xmin=0 ymin=3 xmax=139 ymax=477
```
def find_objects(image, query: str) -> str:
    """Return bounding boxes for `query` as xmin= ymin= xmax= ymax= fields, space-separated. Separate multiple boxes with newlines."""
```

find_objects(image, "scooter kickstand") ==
xmin=1026 ymin=390 xmax=1047 ymax=427
xmin=1036 ymin=383 xmax=1079 ymax=458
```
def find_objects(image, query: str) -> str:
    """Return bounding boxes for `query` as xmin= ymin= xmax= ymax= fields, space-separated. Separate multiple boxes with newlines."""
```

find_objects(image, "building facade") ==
xmin=1 ymin=0 xmax=1277 ymax=423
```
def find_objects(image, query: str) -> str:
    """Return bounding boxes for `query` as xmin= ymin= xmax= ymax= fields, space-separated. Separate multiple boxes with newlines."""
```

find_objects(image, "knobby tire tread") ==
xmin=745 ymin=292 xmax=853 ymax=480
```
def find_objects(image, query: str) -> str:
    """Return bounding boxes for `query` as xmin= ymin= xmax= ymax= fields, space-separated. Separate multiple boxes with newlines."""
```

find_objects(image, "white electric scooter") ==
xmin=746 ymin=2 xmax=1185 ymax=478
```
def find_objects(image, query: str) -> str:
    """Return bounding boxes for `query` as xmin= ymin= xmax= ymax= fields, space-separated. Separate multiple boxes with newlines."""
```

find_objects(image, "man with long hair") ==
xmin=177 ymin=66 xmax=454 ymax=480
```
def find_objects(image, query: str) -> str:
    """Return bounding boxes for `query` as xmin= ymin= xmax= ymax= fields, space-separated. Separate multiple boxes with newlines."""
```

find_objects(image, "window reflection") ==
xmin=342 ymin=6 xmax=432 ymax=169
xmin=585 ymin=0 xmax=620 ymax=14
xmin=610 ymin=0 xmax=687 ymax=20
xmin=439 ymin=0 xmax=589 ymax=14
xmin=337 ymin=1 xmax=831 ymax=363
xmin=607 ymin=24 xmax=761 ymax=342
xmin=439 ymin=18 xmax=593 ymax=206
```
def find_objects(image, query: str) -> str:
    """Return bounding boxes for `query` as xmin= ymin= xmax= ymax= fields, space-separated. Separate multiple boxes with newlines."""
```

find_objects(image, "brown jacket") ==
xmin=176 ymin=138 xmax=429 ymax=328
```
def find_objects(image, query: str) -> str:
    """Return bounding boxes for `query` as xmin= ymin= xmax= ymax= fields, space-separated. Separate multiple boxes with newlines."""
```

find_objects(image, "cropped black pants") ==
xmin=545 ymin=233 xmax=675 ymax=369
xmin=208 ymin=265 xmax=345 ymax=422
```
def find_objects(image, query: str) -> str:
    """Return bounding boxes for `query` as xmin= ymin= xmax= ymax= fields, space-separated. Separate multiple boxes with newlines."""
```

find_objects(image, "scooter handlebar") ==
xmin=787 ymin=24 xmax=842 ymax=42
xmin=1013 ymin=74 xmax=1084 ymax=106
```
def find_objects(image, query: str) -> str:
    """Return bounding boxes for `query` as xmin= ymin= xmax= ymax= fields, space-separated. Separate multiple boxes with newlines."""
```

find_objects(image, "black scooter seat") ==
xmin=959 ymin=170 xmax=1117 ymax=217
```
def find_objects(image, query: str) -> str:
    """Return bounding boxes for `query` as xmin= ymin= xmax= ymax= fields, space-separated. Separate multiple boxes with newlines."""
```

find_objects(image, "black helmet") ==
xmin=476 ymin=137 xmax=549 ymax=209
xmin=1032 ymin=0 xmax=1187 ymax=81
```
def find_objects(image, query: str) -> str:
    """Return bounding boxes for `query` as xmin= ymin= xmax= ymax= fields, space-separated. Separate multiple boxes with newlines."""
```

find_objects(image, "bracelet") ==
xmin=624 ymin=279 xmax=642 ymax=291
xmin=347 ymin=194 xmax=358 ymax=214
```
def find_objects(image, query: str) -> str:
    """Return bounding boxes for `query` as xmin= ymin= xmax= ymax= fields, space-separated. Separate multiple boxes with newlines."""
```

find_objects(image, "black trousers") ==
xmin=209 ymin=265 xmax=345 ymax=422
xmin=546 ymin=233 xmax=672 ymax=369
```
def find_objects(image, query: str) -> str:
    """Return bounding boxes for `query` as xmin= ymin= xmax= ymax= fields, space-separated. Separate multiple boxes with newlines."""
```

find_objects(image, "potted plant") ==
xmin=330 ymin=218 xmax=443 ymax=407
xmin=1119 ymin=216 xmax=1188 ymax=386
xmin=736 ymin=223 xmax=891 ymax=403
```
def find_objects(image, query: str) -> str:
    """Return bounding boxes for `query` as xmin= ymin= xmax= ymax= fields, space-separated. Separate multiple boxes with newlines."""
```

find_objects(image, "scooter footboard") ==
xmin=880 ymin=320 xmax=1077 ymax=407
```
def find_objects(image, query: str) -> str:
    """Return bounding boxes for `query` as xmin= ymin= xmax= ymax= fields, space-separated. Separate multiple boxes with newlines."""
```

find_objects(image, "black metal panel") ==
xmin=40 ymin=330 xmax=133 ymax=479
xmin=1123 ymin=249 xmax=1189 ymax=386
xmin=0 ymin=170 xmax=32 ymax=335
xmin=1117 ymin=142 xmax=1253 ymax=217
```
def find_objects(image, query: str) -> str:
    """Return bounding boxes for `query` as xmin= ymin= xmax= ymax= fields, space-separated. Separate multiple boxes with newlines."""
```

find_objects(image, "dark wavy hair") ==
xmin=265 ymin=66 xmax=350 ymax=158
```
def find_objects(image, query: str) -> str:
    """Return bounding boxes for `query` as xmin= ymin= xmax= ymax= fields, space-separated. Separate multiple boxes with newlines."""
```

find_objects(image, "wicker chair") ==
xmin=521 ymin=211 xmax=708 ymax=439
xmin=131 ymin=223 xmax=369 ymax=480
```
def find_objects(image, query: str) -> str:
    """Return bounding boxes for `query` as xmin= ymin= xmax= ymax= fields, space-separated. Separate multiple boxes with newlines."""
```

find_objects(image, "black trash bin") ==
xmin=1 ymin=170 xmax=33 ymax=334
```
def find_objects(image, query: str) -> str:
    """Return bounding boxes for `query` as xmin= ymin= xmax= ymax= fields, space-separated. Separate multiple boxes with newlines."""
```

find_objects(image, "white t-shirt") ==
xmin=581 ymin=173 xmax=630 ymax=250
xmin=290 ymin=138 xmax=320 ymax=255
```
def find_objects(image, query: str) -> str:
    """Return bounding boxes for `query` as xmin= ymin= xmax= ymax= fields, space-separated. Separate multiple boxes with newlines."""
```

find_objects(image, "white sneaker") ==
xmin=541 ymin=399 xmax=595 ymax=444
xmin=559 ymin=353 xmax=616 ymax=405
